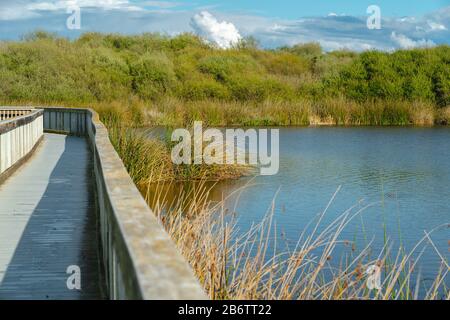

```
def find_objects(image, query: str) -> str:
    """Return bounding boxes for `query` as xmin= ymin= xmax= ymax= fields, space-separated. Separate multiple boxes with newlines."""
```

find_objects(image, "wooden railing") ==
xmin=0 ymin=108 xmax=34 ymax=121
xmin=42 ymin=107 xmax=207 ymax=300
xmin=0 ymin=108 xmax=44 ymax=177
xmin=0 ymin=106 xmax=206 ymax=300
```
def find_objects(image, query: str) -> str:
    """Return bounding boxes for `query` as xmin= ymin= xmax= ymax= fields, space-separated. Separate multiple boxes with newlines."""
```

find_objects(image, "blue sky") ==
xmin=0 ymin=1 xmax=449 ymax=51
xmin=174 ymin=0 xmax=448 ymax=18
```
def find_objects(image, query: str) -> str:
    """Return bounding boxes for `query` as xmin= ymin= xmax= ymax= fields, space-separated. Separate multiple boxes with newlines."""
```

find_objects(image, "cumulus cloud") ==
xmin=427 ymin=21 xmax=447 ymax=31
xmin=0 ymin=2 xmax=449 ymax=51
xmin=390 ymin=32 xmax=435 ymax=49
xmin=190 ymin=11 xmax=242 ymax=49
xmin=236 ymin=6 xmax=449 ymax=51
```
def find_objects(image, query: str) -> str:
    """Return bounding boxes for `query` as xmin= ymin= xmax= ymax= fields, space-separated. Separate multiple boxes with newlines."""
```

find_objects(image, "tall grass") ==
xmin=98 ymin=105 xmax=249 ymax=184
xmin=145 ymin=181 xmax=449 ymax=300
xmin=147 ymin=97 xmax=436 ymax=127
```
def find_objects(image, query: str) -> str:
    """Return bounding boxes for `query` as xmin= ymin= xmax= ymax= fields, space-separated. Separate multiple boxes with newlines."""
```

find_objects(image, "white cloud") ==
xmin=190 ymin=11 xmax=242 ymax=49
xmin=0 ymin=2 xmax=448 ymax=51
xmin=271 ymin=23 xmax=288 ymax=31
xmin=0 ymin=5 xmax=38 ymax=20
xmin=141 ymin=1 xmax=182 ymax=9
xmin=398 ymin=16 xmax=416 ymax=23
xmin=390 ymin=32 xmax=435 ymax=49
xmin=27 ymin=0 xmax=143 ymax=12
xmin=427 ymin=21 xmax=447 ymax=31
xmin=327 ymin=13 xmax=347 ymax=17
xmin=318 ymin=39 xmax=374 ymax=51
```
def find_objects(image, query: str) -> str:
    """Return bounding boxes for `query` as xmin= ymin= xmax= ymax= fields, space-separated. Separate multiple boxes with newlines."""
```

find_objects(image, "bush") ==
xmin=198 ymin=54 xmax=263 ymax=82
xmin=130 ymin=52 xmax=176 ymax=99
xmin=103 ymin=34 xmax=138 ymax=50
xmin=282 ymin=42 xmax=322 ymax=58
xmin=227 ymin=75 xmax=293 ymax=102
xmin=328 ymin=46 xmax=450 ymax=105
xmin=169 ymin=33 xmax=206 ymax=51
xmin=0 ymin=32 xmax=447 ymax=126
xmin=432 ymin=63 xmax=450 ymax=107
xmin=258 ymin=51 xmax=310 ymax=76
xmin=178 ymin=78 xmax=230 ymax=100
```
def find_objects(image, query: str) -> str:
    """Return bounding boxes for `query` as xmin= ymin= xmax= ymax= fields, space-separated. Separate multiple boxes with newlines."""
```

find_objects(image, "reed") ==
xmin=145 ymin=97 xmax=437 ymax=127
xmin=98 ymin=107 xmax=249 ymax=184
xmin=437 ymin=106 xmax=450 ymax=125
xmin=144 ymin=180 xmax=449 ymax=300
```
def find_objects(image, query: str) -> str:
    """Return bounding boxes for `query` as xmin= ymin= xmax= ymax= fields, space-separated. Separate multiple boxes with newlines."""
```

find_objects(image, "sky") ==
xmin=0 ymin=0 xmax=449 ymax=51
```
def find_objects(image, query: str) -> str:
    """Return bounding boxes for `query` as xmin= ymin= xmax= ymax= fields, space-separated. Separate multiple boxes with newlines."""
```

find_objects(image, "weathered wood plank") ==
xmin=0 ymin=133 xmax=105 ymax=300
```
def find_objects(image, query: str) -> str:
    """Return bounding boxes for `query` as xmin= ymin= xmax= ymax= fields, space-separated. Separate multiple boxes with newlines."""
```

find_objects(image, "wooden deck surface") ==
xmin=0 ymin=133 xmax=105 ymax=300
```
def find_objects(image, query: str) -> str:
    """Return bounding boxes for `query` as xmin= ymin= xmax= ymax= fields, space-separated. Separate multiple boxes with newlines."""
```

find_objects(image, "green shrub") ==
xmin=198 ymin=54 xmax=263 ymax=82
xmin=169 ymin=33 xmax=206 ymax=51
xmin=432 ymin=63 xmax=450 ymax=107
xmin=313 ymin=50 xmax=357 ymax=77
xmin=103 ymin=34 xmax=138 ymax=50
xmin=0 ymin=32 xmax=447 ymax=126
xmin=282 ymin=42 xmax=322 ymax=58
xmin=327 ymin=46 xmax=450 ymax=105
xmin=178 ymin=78 xmax=230 ymax=100
xmin=258 ymin=51 xmax=310 ymax=76
xmin=227 ymin=75 xmax=293 ymax=102
xmin=130 ymin=52 xmax=176 ymax=99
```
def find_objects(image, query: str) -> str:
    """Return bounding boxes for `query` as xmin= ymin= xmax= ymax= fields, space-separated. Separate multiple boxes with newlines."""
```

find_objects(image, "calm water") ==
xmin=146 ymin=126 xmax=450 ymax=290
xmin=210 ymin=127 xmax=450 ymax=286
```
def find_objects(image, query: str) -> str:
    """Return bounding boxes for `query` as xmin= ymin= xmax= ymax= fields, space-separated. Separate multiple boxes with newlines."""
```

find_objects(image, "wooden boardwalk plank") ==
xmin=0 ymin=133 xmax=105 ymax=300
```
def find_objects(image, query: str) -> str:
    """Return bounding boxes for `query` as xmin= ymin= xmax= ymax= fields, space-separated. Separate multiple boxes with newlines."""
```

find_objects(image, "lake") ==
xmin=209 ymin=127 xmax=450 ymax=287
xmin=147 ymin=126 xmax=450 ymax=293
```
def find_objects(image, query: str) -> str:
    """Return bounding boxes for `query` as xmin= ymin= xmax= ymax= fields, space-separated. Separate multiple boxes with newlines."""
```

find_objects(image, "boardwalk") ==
xmin=0 ymin=133 xmax=105 ymax=299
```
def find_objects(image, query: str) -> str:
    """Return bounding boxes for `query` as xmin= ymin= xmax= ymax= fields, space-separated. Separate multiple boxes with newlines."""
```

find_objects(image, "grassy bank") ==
xmin=0 ymin=31 xmax=449 ymax=126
